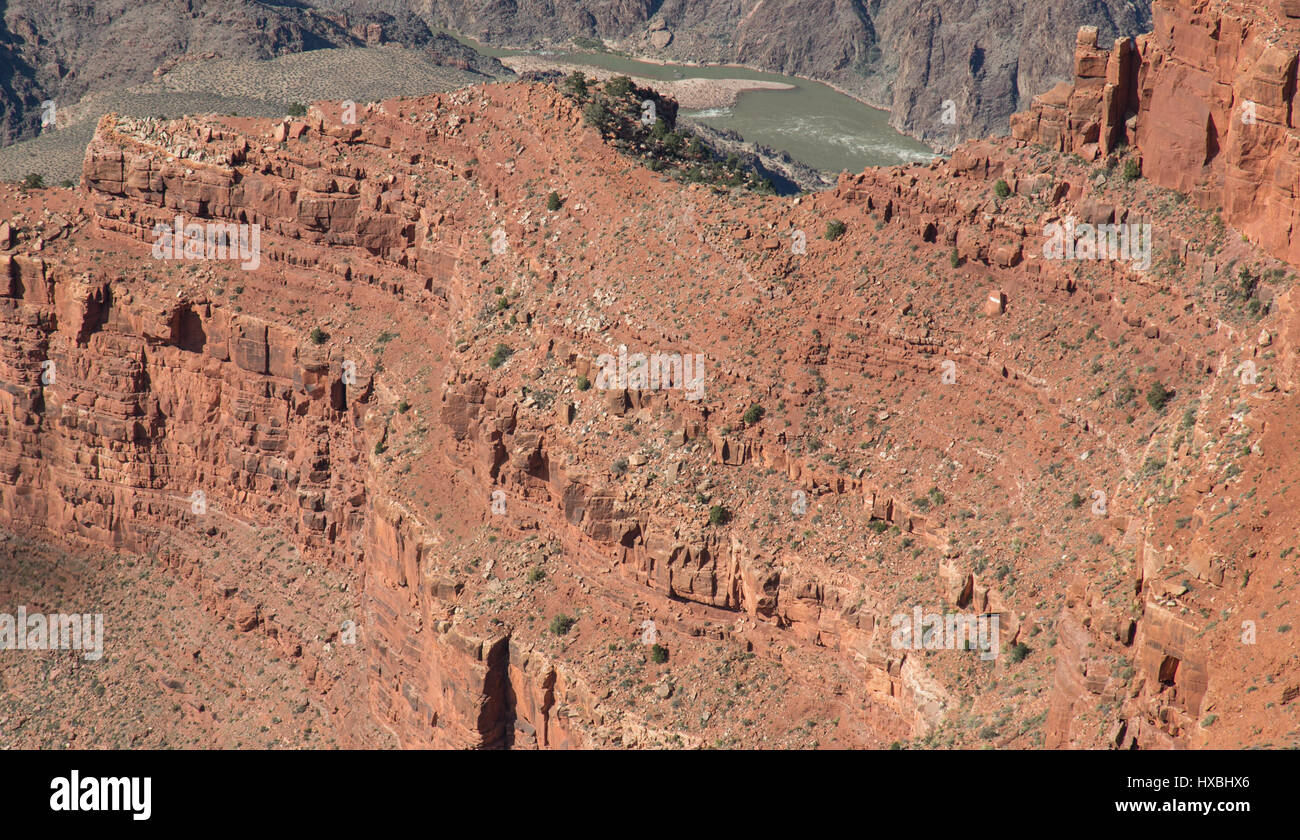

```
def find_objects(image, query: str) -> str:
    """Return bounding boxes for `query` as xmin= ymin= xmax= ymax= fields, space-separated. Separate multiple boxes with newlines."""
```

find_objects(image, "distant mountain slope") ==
xmin=412 ymin=0 xmax=1153 ymax=149
xmin=0 ymin=0 xmax=501 ymax=146
xmin=1 ymin=0 xmax=1149 ymax=151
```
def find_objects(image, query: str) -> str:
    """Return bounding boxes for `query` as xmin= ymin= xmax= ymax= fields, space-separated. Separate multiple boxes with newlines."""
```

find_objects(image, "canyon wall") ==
xmin=6 ymin=0 xmax=1300 ymax=746
xmin=413 ymin=0 xmax=1153 ymax=149
xmin=1014 ymin=0 xmax=1300 ymax=265
xmin=1 ymin=0 xmax=1150 ymax=151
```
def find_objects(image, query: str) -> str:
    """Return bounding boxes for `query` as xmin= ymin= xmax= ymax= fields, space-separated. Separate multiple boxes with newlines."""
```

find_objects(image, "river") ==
xmin=448 ymin=35 xmax=935 ymax=175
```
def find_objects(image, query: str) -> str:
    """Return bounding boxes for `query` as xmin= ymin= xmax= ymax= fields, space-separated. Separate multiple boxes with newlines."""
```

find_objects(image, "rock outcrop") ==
xmin=4 ymin=28 xmax=1300 ymax=747
xmin=1015 ymin=0 xmax=1300 ymax=265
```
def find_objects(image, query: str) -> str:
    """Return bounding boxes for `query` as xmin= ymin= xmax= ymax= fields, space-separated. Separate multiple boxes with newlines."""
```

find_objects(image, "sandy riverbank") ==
xmin=499 ymin=56 xmax=794 ymax=110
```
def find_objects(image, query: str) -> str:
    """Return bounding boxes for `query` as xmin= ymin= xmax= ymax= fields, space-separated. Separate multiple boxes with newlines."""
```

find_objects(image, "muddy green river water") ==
xmin=452 ymin=35 xmax=934 ymax=174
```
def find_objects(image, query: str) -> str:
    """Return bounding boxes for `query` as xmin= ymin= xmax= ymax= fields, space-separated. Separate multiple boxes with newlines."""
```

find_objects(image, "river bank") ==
xmin=446 ymin=31 xmax=934 ymax=173
xmin=498 ymin=55 xmax=795 ymax=110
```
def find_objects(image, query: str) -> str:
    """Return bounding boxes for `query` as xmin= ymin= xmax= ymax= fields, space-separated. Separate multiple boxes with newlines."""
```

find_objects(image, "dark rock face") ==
xmin=872 ymin=0 xmax=1153 ymax=149
xmin=0 ymin=0 xmax=503 ymax=146
xmin=1 ymin=0 xmax=326 ymax=144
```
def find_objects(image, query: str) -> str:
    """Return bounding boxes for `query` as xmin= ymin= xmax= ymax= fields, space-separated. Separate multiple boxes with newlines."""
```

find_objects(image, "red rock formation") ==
xmin=1014 ymin=0 xmax=1300 ymax=266
xmin=4 ymin=62 xmax=1299 ymax=749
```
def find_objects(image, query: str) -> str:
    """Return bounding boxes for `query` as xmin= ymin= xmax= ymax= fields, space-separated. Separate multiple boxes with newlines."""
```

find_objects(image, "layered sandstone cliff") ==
xmin=1014 ymin=0 xmax=1300 ymax=265
xmin=4 ymin=9 xmax=1300 ymax=746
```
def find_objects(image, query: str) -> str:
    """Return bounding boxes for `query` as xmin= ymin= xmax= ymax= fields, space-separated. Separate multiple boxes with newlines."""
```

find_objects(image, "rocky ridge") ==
xmin=2 ymin=0 xmax=1300 ymax=749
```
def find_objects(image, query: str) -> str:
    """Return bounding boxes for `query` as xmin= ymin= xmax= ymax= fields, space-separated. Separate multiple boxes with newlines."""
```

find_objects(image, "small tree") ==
xmin=488 ymin=343 xmax=513 ymax=369
xmin=994 ymin=179 xmax=1011 ymax=198
xmin=742 ymin=404 xmax=765 ymax=424
xmin=1122 ymin=158 xmax=1141 ymax=181
xmin=1146 ymin=381 xmax=1173 ymax=411
xmin=649 ymin=644 xmax=668 ymax=664
xmin=309 ymin=326 xmax=327 ymax=345
xmin=582 ymin=99 xmax=609 ymax=127
xmin=824 ymin=219 xmax=847 ymax=240
xmin=546 ymin=191 xmax=563 ymax=211
xmin=563 ymin=71 xmax=589 ymax=99
xmin=604 ymin=75 xmax=634 ymax=98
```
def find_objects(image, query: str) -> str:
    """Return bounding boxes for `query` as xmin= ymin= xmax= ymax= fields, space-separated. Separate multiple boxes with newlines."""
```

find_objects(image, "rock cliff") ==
xmin=1015 ymin=0 xmax=1300 ymax=265
xmin=414 ymin=0 xmax=1153 ymax=148
xmin=4 ymin=8 xmax=1300 ymax=745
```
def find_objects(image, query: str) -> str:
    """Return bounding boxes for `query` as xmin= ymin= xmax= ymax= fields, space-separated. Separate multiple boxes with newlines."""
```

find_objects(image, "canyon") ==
xmin=1 ymin=0 xmax=1299 ymax=749
xmin=413 ymin=0 xmax=1154 ymax=148
xmin=1 ymin=0 xmax=1150 ymax=152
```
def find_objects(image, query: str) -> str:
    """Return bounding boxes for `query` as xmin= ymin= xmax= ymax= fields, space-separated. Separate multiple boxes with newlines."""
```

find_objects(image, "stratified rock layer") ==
xmin=1015 ymin=0 xmax=1300 ymax=266
xmin=3 ymin=49 xmax=1300 ymax=747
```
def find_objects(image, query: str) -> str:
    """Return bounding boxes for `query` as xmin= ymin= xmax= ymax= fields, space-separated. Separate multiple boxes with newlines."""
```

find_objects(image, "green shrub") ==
xmin=286 ymin=102 xmax=307 ymax=117
xmin=563 ymin=71 xmax=589 ymax=99
xmin=1234 ymin=266 xmax=1259 ymax=302
xmin=612 ymin=457 xmax=629 ymax=475
xmin=1007 ymin=642 xmax=1031 ymax=663
xmin=708 ymin=505 xmax=730 ymax=526
xmin=488 ymin=343 xmax=513 ymax=369
xmin=742 ymin=404 xmax=765 ymax=424
xmin=1146 ymin=381 xmax=1173 ymax=411
xmin=576 ymin=374 xmax=591 ymax=391
xmin=550 ymin=614 xmax=576 ymax=635
xmin=22 ymin=173 xmax=44 ymax=190
xmin=824 ymin=219 xmax=846 ymax=240
xmin=1141 ymin=456 xmax=1166 ymax=476
xmin=527 ymin=566 xmax=546 ymax=583
xmin=649 ymin=644 xmax=668 ymax=664
xmin=604 ymin=75 xmax=634 ymax=98
xmin=309 ymin=327 xmax=327 ymax=345
xmin=994 ymin=179 xmax=1011 ymax=198
xmin=583 ymin=99 xmax=609 ymax=127
xmin=546 ymin=191 xmax=563 ymax=211
xmin=1122 ymin=159 xmax=1141 ymax=181
xmin=950 ymin=248 xmax=960 ymax=268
